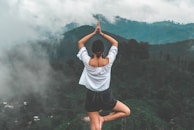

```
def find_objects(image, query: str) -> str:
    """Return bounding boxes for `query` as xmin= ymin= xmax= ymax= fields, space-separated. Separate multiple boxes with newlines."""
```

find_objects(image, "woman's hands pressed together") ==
xmin=94 ymin=21 xmax=102 ymax=34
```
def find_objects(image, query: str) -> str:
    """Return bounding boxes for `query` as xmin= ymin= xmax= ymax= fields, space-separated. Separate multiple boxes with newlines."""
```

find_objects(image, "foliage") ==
xmin=1 ymin=26 xmax=194 ymax=130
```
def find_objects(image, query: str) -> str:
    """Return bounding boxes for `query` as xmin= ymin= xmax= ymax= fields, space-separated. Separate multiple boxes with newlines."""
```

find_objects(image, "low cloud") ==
xmin=0 ymin=43 xmax=53 ymax=99
xmin=1 ymin=0 xmax=194 ymax=49
xmin=0 ymin=0 xmax=194 ymax=99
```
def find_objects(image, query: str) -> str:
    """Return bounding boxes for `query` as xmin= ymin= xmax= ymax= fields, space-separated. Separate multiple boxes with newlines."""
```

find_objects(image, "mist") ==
xmin=1 ymin=0 xmax=194 ymax=98
xmin=0 ymin=41 xmax=76 ymax=129
xmin=1 ymin=0 xmax=194 ymax=49
xmin=0 ymin=43 xmax=55 ymax=100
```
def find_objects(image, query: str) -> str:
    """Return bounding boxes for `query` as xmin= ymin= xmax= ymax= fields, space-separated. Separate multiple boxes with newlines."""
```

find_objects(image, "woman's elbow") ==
xmin=78 ymin=41 xmax=84 ymax=49
xmin=113 ymin=41 xmax=118 ymax=47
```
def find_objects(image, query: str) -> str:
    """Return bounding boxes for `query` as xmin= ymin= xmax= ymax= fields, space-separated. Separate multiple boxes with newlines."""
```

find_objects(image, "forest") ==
xmin=0 ymin=26 xmax=194 ymax=130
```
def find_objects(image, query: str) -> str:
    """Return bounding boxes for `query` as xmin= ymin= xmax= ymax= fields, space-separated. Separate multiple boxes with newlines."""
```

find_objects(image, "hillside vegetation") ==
xmin=0 ymin=26 xmax=194 ymax=130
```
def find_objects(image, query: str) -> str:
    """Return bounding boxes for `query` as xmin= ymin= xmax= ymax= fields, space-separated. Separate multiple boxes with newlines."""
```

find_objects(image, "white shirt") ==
xmin=77 ymin=46 xmax=118 ymax=92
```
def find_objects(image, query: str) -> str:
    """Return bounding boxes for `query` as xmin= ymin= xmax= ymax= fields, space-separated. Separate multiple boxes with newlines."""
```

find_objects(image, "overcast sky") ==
xmin=0 ymin=0 xmax=194 ymax=48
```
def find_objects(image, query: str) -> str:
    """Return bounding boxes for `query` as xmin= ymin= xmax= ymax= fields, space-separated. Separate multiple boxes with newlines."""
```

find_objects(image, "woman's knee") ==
xmin=125 ymin=107 xmax=131 ymax=116
xmin=114 ymin=101 xmax=131 ymax=116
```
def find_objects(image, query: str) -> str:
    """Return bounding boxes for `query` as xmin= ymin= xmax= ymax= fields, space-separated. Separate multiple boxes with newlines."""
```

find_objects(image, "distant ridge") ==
xmin=64 ymin=14 xmax=194 ymax=44
xmin=47 ymin=25 xmax=194 ymax=62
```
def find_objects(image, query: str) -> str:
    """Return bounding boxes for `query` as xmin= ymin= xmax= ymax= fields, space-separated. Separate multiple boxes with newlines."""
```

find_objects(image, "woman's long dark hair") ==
xmin=92 ymin=39 xmax=104 ymax=58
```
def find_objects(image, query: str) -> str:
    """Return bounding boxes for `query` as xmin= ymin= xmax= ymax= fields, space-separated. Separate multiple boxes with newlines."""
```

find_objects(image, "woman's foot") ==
xmin=82 ymin=109 xmax=103 ymax=122
xmin=82 ymin=116 xmax=90 ymax=122
xmin=82 ymin=116 xmax=104 ymax=124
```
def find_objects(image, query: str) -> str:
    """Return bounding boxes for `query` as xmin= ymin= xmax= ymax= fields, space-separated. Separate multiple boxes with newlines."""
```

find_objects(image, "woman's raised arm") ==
xmin=98 ymin=22 xmax=118 ymax=47
xmin=78 ymin=22 xmax=100 ymax=49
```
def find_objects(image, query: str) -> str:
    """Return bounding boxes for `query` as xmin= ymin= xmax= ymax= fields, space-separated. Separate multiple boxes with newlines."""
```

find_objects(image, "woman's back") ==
xmin=89 ymin=58 xmax=109 ymax=68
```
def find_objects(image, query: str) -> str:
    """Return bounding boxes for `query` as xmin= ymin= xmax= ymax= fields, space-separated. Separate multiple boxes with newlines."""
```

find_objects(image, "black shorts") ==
xmin=85 ymin=88 xmax=117 ymax=112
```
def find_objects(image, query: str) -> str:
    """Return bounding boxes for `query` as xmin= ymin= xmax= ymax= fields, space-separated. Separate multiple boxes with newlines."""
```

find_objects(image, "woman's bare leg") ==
xmin=82 ymin=101 xmax=130 ymax=129
xmin=103 ymin=100 xmax=130 ymax=122
xmin=88 ymin=112 xmax=104 ymax=130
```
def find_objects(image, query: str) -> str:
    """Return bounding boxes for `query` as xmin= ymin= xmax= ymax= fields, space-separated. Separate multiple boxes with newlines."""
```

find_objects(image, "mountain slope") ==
xmin=2 ymin=24 xmax=194 ymax=130
xmin=98 ymin=15 xmax=194 ymax=44
xmin=65 ymin=14 xmax=194 ymax=44
xmin=55 ymin=25 xmax=194 ymax=61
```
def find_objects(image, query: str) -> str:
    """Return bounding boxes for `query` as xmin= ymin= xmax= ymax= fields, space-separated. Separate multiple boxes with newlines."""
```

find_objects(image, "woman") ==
xmin=77 ymin=21 xmax=130 ymax=130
